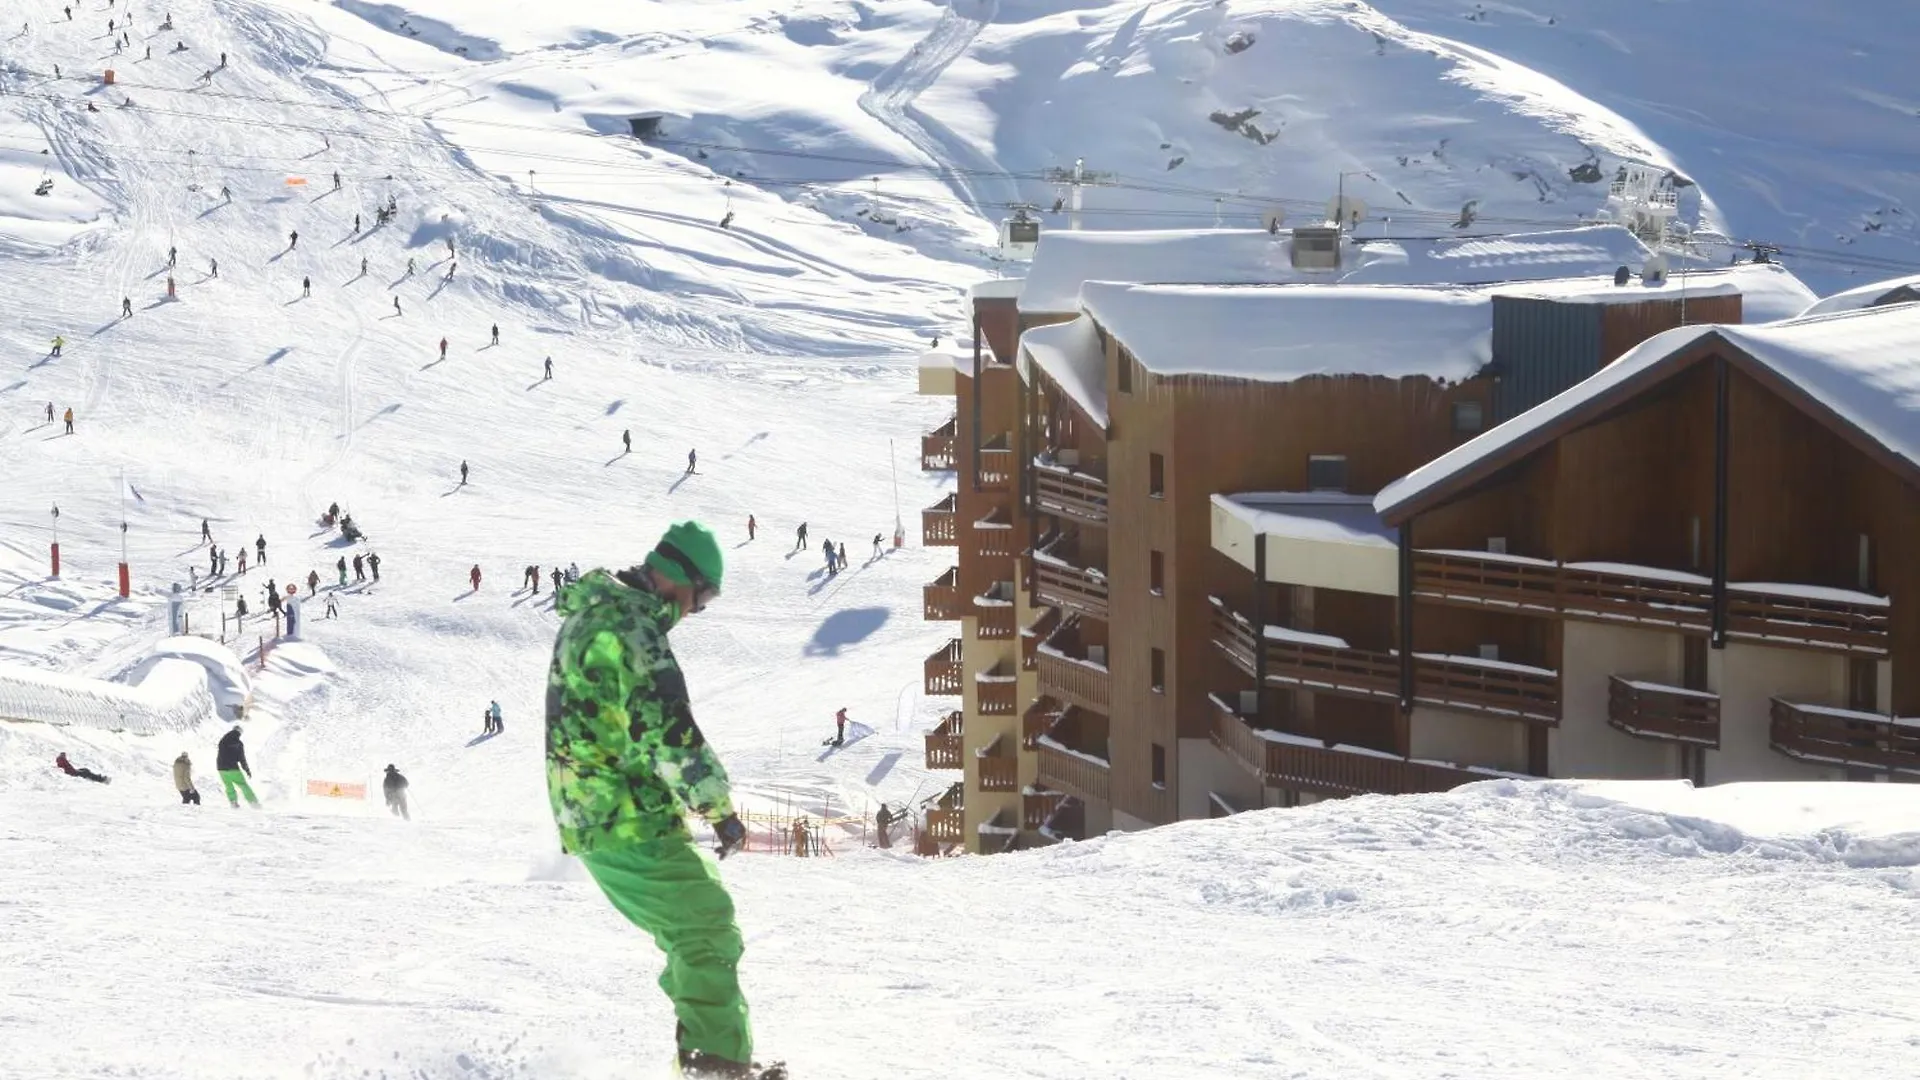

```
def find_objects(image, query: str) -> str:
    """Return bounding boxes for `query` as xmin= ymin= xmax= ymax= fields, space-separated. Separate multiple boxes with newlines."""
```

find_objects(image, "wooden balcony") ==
xmin=1022 ymin=607 xmax=1062 ymax=671
xmin=976 ymin=599 xmax=1016 ymax=639
xmin=924 ymin=639 xmax=962 ymax=696
xmin=979 ymin=446 xmax=1013 ymax=489
xmin=922 ymin=493 xmax=958 ymax=547
xmin=1023 ymin=697 xmax=1065 ymax=750
xmin=924 ymin=710 xmax=962 ymax=770
xmin=924 ymin=808 xmax=963 ymax=844
xmin=1413 ymin=550 xmax=1889 ymax=656
xmin=1023 ymin=788 xmax=1065 ymax=830
xmin=1412 ymin=654 xmax=1559 ymax=725
xmin=1770 ymin=699 xmax=1920 ymax=776
xmin=921 ymin=415 xmax=956 ymax=471
xmin=1210 ymin=696 xmax=1492 ymax=798
xmin=1035 ymin=647 xmax=1111 ymax=715
xmin=973 ymin=520 xmax=1018 ymax=559
xmin=1033 ymin=545 xmax=1109 ymax=621
xmin=1036 ymin=739 xmax=1110 ymax=803
xmin=924 ymin=567 xmax=962 ymax=622
xmin=1034 ymin=463 xmax=1108 ymax=526
xmin=977 ymin=751 xmax=1018 ymax=793
xmin=1606 ymin=676 xmax=1720 ymax=748
xmin=976 ymin=670 xmax=1018 ymax=716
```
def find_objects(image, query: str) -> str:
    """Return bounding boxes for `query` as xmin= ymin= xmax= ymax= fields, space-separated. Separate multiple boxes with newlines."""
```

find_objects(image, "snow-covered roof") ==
xmin=1211 ymin=493 xmax=1397 ymax=548
xmin=970 ymin=277 xmax=1025 ymax=300
xmin=1376 ymin=301 xmax=1920 ymax=520
xmin=1342 ymin=226 xmax=1651 ymax=287
xmin=1018 ymin=229 xmax=1289 ymax=314
xmin=1079 ymin=281 xmax=1494 ymax=383
xmin=918 ymin=348 xmax=968 ymax=371
xmin=1799 ymin=274 xmax=1920 ymax=318
xmin=1485 ymin=262 xmax=1814 ymax=322
xmin=1018 ymin=316 xmax=1108 ymax=429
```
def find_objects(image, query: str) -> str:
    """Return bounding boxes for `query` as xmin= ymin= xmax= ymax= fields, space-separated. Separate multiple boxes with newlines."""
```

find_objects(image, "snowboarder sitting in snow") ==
xmin=55 ymin=752 xmax=109 ymax=784
xmin=383 ymin=765 xmax=410 ymax=820
xmin=546 ymin=521 xmax=780 ymax=1080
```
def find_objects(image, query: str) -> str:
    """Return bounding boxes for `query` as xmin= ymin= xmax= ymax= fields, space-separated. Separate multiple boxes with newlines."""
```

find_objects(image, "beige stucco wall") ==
xmin=1551 ymin=622 xmax=1684 ymax=780
xmin=1410 ymin=705 xmax=1528 ymax=772
xmin=1706 ymin=642 xmax=1847 ymax=783
xmin=1209 ymin=503 xmax=1396 ymax=596
xmin=1176 ymin=736 xmax=1261 ymax=819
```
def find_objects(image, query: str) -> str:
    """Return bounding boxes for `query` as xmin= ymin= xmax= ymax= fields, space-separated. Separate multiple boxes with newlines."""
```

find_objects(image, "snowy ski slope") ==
xmin=3 ymin=0 xmax=1919 ymax=1077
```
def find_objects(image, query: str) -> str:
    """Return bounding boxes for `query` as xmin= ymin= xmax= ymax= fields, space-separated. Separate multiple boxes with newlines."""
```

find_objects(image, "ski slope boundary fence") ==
xmin=0 ymin=659 xmax=216 ymax=734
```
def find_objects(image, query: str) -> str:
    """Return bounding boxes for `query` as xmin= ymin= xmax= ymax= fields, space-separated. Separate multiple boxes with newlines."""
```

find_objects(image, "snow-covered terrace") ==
xmin=1210 ymin=492 xmax=1399 ymax=596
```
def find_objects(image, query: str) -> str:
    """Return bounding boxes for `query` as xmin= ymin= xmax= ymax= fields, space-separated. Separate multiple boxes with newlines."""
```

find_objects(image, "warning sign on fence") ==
xmin=305 ymin=779 xmax=366 ymax=800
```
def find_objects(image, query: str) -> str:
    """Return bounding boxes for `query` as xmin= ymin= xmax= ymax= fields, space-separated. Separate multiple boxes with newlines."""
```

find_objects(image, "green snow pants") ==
xmin=579 ymin=836 xmax=751 ymax=1065
xmin=218 ymin=769 xmax=258 ymax=807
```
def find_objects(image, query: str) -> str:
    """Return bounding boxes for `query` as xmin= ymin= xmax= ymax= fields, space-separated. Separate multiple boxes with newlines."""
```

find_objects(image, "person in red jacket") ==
xmin=55 ymin=752 xmax=110 ymax=784
xmin=832 ymin=708 xmax=848 ymax=747
xmin=469 ymin=564 xmax=482 ymax=591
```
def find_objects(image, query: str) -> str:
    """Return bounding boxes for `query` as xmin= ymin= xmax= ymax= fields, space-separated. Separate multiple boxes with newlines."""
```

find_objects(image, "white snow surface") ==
xmin=1799 ymin=274 xmax=1920 ymax=318
xmin=1018 ymin=314 xmax=1108 ymax=428
xmin=1213 ymin=492 xmax=1397 ymax=548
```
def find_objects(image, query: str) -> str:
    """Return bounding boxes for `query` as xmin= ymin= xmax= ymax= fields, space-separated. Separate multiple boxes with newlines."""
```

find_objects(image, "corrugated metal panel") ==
xmin=1492 ymin=298 xmax=1603 ymax=423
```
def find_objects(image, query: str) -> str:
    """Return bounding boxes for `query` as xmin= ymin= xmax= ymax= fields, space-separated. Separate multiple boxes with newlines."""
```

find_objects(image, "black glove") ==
xmin=714 ymin=814 xmax=747 ymax=860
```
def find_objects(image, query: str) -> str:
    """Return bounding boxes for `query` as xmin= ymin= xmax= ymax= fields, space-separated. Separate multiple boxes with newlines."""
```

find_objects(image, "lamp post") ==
xmin=49 ymin=504 xmax=59 ymax=578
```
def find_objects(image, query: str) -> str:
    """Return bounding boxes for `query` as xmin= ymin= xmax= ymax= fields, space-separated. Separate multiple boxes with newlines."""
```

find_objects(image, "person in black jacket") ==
xmin=216 ymin=726 xmax=259 ymax=808
xmin=382 ymin=765 xmax=410 ymax=820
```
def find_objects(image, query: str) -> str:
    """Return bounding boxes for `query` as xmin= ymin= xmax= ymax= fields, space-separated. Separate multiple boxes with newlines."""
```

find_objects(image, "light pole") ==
xmin=50 ymin=504 xmax=59 ymax=578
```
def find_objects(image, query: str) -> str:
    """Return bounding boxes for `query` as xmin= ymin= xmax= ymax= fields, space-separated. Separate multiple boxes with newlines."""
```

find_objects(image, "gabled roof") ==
xmin=1375 ymin=302 xmax=1920 ymax=522
xmin=1799 ymin=274 xmax=1920 ymax=318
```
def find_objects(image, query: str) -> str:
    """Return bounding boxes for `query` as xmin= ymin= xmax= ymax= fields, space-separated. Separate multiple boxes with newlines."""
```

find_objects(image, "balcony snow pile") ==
xmin=1412 ymin=652 xmax=1557 ymax=678
xmin=1035 ymin=734 xmax=1110 ymax=768
xmin=1078 ymin=281 xmax=1494 ymax=384
xmin=1019 ymin=316 xmax=1108 ymax=429
xmin=1213 ymin=492 xmax=1396 ymax=548
xmin=1263 ymin=624 xmax=1353 ymax=651
xmin=1727 ymin=580 xmax=1889 ymax=606
xmin=1617 ymin=678 xmax=1718 ymax=700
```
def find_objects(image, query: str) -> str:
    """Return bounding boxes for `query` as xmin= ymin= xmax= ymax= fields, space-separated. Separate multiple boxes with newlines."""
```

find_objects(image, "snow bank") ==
xmin=0 ymin=657 xmax=216 ymax=734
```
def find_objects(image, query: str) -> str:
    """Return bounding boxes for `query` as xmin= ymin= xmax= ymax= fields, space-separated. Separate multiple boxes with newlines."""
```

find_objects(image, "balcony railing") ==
xmin=976 ymin=670 xmax=1018 ymax=716
xmin=924 ymin=639 xmax=962 ymax=696
xmin=1023 ymin=788 xmax=1065 ymax=830
xmin=1036 ymin=738 xmax=1110 ymax=803
xmin=1606 ymin=676 xmax=1720 ymax=748
xmin=1210 ymin=696 xmax=1497 ymax=798
xmin=924 ymin=711 xmax=962 ymax=770
xmin=1414 ymin=550 xmax=1889 ymax=656
xmin=1035 ymin=646 xmax=1111 ymax=715
xmin=1770 ymin=699 xmax=1920 ymax=776
xmin=922 ymin=493 xmax=958 ymax=547
xmin=979 ymin=446 xmax=1014 ymax=489
xmin=974 ymin=519 xmax=1018 ymax=559
xmin=924 ymin=808 xmax=964 ymax=844
xmin=1412 ymin=654 xmax=1559 ymax=725
xmin=977 ymin=751 xmax=1018 ymax=792
xmin=1033 ymin=543 xmax=1109 ymax=621
xmin=1034 ymin=462 xmax=1109 ymax=526
xmin=924 ymin=567 xmax=962 ymax=622
xmin=1023 ymin=607 xmax=1062 ymax=671
xmin=976 ymin=598 xmax=1016 ymax=639
xmin=921 ymin=415 xmax=956 ymax=471
xmin=1023 ymin=697 xmax=1065 ymax=750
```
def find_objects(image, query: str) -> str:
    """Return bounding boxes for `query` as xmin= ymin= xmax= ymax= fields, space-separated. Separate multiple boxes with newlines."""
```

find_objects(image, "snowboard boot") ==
xmin=677 ymin=1048 xmax=788 ymax=1080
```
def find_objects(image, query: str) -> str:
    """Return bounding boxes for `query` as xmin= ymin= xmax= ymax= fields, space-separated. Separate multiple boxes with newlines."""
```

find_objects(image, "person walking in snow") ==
xmin=833 ymin=707 xmax=848 ymax=747
xmin=255 ymin=533 xmax=267 ymax=566
xmin=174 ymin=752 xmax=201 ymax=805
xmin=439 ymin=337 xmax=448 ymax=361
xmin=367 ymin=552 xmax=381 ymax=582
xmin=821 ymin=538 xmax=835 ymax=574
xmin=208 ymin=546 xmax=219 ymax=576
xmin=167 ymin=245 xmax=177 ymax=268
xmin=233 ymin=594 xmax=247 ymax=621
xmin=543 ymin=356 xmax=553 ymax=380
xmin=837 ymin=542 xmax=847 ymax=571
xmin=236 ymin=548 xmax=248 ymax=575
xmin=874 ymin=803 xmax=893 ymax=849
xmin=220 ymin=548 xmax=229 ymax=575
xmin=566 ymin=563 xmax=580 ymax=584
xmin=794 ymin=522 xmax=807 ymax=552
xmin=56 ymin=752 xmax=110 ymax=784
xmin=50 ymin=335 xmax=64 ymax=357
xmin=487 ymin=700 xmax=503 ymax=736
xmin=360 ymin=256 xmax=368 ymax=277
xmin=288 ymin=229 xmax=298 ymax=250
xmin=122 ymin=296 xmax=132 ymax=318
xmin=201 ymin=519 xmax=211 ymax=543
xmin=45 ymin=402 xmax=54 ymax=424
xmin=353 ymin=213 xmax=361 ymax=233
xmin=306 ymin=569 xmax=319 ymax=596
xmin=545 ymin=520 xmax=769 ymax=1079
xmin=523 ymin=564 xmax=538 ymax=592
xmin=406 ymin=257 xmax=416 ymax=277
xmin=325 ymin=594 xmax=338 ymax=619
xmin=215 ymin=726 xmax=259 ymax=808
xmin=336 ymin=555 xmax=348 ymax=586
xmin=209 ymin=257 xmax=218 ymax=279
xmin=469 ymin=564 xmax=482 ymax=591
xmin=459 ymin=459 xmax=469 ymax=485
xmin=352 ymin=553 xmax=365 ymax=582
xmin=266 ymin=585 xmax=282 ymax=617
xmin=383 ymin=765 xmax=410 ymax=820
xmin=165 ymin=275 xmax=176 ymax=300
xmin=622 ymin=429 xmax=631 ymax=455
xmin=490 ymin=324 xmax=499 ymax=346
xmin=747 ymin=515 xmax=756 ymax=541
xmin=686 ymin=448 xmax=697 ymax=474
xmin=550 ymin=566 xmax=563 ymax=595
xmin=446 ymin=262 xmax=456 ymax=281
xmin=332 ymin=171 xmax=341 ymax=191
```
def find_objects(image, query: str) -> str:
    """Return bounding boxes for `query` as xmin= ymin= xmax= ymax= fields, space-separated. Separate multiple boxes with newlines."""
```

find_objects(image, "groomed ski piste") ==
xmin=2 ymin=1 xmax=1919 ymax=1077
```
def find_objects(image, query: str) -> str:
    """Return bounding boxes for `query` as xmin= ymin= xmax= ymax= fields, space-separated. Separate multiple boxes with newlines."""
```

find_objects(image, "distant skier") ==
xmin=325 ymin=594 xmax=339 ymax=619
xmin=406 ymin=257 xmax=415 ymax=277
xmin=209 ymin=257 xmax=218 ymax=278
xmin=215 ymin=726 xmax=260 ymax=808
xmin=543 ymin=356 xmax=552 ymax=380
xmin=872 ymin=533 xmax=883 ymax=558
xmin=55 ymin=752 xmax=109 ymax=784
xmin=566 ymin=562 xmax=580 ymax=584
xmin=288 ymin=229 xmax=298 ymax=250
xmin=174 ymin=752 xmax=201 ymax=805
xmin=255 ymin=533 xmax=267 ymax=566
xmin=233 ymin=594 xmax=247 ymax=621
xmin=167 ymin=245 xmax=177 ymax=268
xmin=439 ymin=337 xmax=448 ymax=360
xmin=306 ymin=569 xmax=319 ymax=595
xmin=352 ymin=553 xmax=365 ymax=582
xmin=821 ymin=538 xmax=835 ymax=574
xmin=686 ymin=448 xmax=697 ymax=474
xmin=837 ymin=542 xmax=847 ymax=571
xmin=523 ymin=564 xmax=539 ymax=592
xmin=487 ymin=699 xmax=503 ymax=735
xmin=336 ymin=555 xmax=348 ymax=586
xmin=747 ymin=515 xmax=756 ymax=541
xmin=794 ymin=522 xmax=807 ymax=552
xmin=459 ymin=459 xmax=469 ymax=485
xmin=382 ymin=765 xmax=410 ymax=820
xmin=469 ymin=564 xmax=482 ymax=591
xmin=550 ymin=566 xmax=563 ymax=595
xmin=360 ymin=256 xmax=368 ymax=277
xmin=50 ymin=335 xmax=64 ymax=357
xmin=623 ymin=429 xmax=631 ymax=454
xmin=332 ymin=171 xmax=341 ymax=191
xmin=367 ymin=552 xmax=381 ymax=582
xmin=265 ymin=585 xmax=282 ymax=616
xmin=236 ymin=548 xmax=248 ymax=575
xmin=833 ymin=707 xmax=848 ymax=747
xmin=352 ymin=213 xmax=360 ymax=233
xmin=545 ymin=520 xmax=778 ymax=1080
xmin=45 ymin=401 xmax=53 ymax=423
xmin=446 ymin=262 xmax=456 ymax=281
xmin=302 ymin=275 xmax=311 ymax=298
xmin=208 ymin=546 xmax=219 ymax=576
xmin=490 ymin=324 xmax=499 ymax=346
xmin=393 ymin=297 xmax=402 ymax=316
xmin=874 ymin=803 xmax=893 ymax=849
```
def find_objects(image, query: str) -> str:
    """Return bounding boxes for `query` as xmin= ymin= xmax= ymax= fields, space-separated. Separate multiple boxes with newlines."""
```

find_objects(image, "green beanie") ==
xmin=646 ymin=520 xmax=724 ymax=592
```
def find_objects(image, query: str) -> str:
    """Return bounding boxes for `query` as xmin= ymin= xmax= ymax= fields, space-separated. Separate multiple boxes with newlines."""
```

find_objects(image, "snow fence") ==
xmin=0 ymin=658 xmax=217 ymax=734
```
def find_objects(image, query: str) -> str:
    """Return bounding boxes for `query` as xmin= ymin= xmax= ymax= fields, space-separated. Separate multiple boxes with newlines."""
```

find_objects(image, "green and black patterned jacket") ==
xmin=545 ymin=568 xmax=734 ymax=853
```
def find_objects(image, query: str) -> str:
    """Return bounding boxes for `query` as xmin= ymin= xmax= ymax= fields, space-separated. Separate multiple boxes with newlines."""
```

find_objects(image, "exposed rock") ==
xmin=1167 ymin=156 xmax=1185 ymax=170
xmin=1224 ymin=31 xmax=1254 ymax=54
xmin=1568 ymin=161 xmax=1604 ymax=184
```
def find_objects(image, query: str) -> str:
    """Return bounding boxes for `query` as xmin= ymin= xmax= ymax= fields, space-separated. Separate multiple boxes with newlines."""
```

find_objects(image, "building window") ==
xmin=1148 ymin=452 xmax=1165 ymax=498
xmin=1452 ymin=400 xmax=1485 ymax=434
xmin=1307 ymin=454 xmax=1347 ymax=492
xmin=1150 ymin=647 xmax=1165 ymax=693
xmin=1151 ymin=743 xmax=1167 ymax=788
xmin=1117 ymin=349 xmax=1132 ymax=394
xmin=1149 ymin=550 xmax=1164 ymax=595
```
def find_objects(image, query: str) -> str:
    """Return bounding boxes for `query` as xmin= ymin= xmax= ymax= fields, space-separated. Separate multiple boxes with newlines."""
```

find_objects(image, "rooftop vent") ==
xmin=1290 ymin=226 xmax=1341 ymax=271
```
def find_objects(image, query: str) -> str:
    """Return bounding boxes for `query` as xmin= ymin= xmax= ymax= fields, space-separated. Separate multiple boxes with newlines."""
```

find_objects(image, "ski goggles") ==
xmin=652 ymin=542 xmax=721 ymax=613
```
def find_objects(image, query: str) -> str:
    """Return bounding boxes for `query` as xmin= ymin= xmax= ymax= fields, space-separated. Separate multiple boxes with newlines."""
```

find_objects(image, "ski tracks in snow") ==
xmin=858 ymin=0 xmax=1020 ymax=221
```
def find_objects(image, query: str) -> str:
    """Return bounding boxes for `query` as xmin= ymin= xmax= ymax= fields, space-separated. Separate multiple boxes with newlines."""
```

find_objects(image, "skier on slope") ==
xmin=367 ymin=552 xmax=381 ymax=582
xmin=793 ymin=522 xmax=807 ymax=552
xmin=837 ymin=542 xmax=847 ymax=572
xmin=337 ymin=555 xmax=348 ymax=586
xmin=174 ymin=752 xmax=201 ymax=805
xmin=545 ymin=521 xmax=782 ymax=1080
xmin=306 ymin=569 xmax=320 ymax=596
xmin=459 ymin=460 xmax=469 ymax=485
xmin=352 ymin=554 xmax=365 ymax=582
xmin=490 ymin=324 xmax=499 ymax=346
xmin=55 ymin=752 xmax=110 ymax=784
xmin=833 ymin=707 xmax=848 ymax=747
xmin=470 ymin=564 xmax=482 ymax=591
xmin=215 ymin=726 xmax=260 ymax=808
xmin=255 ymin=533 xmax=267 ymax=566
xmin=686 ymin=448 xmax=697 ymax=474
xmin=488 ymin=700 xmax=503 ymax=735
xmin=746 ymin=515 xmax=755 ymax=541
xmin=383 ymin=765 xmax=410 ymax=820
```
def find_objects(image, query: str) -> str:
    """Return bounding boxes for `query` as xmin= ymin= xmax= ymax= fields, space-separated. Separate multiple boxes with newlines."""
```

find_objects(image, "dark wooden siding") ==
xmin=1600 ymin=294 xmax=1741 ymax=365
xmin=975 ymin=297 xmax=1021 ymax=365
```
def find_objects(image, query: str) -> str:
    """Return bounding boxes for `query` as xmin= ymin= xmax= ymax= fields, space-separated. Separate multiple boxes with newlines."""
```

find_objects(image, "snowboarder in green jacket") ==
xmin=546 ymin=520 xmax=780 ymax=1080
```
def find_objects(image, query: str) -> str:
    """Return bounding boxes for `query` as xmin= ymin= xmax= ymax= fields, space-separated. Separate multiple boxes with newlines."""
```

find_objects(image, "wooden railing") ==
xmin=1034 ymin=464 xmax=1109 ymax=526
xmin=1770 ymin=699 xmax=1920 ymax=775
xmin=1036 ymin=740 xmax=1110 ymax=802
xmin=924 ymin=639 xmax=962 ymax=696
xmin=921 ymin=415 xmax=956 ymax=471
xmin=1022 ymin=697 xmax=1064 ymax=750
xmin=977 ymin=753 xmax=1018 ymax=792
xmin=976 ymin=600 xmax=1016 ymax=639
xmin=924 ymin=808 xmax=963 ymax=843
xmin=1270 ymin=639 xmax=1402 ymax=705
xmin=922 ymin=493 xmax=958 ymax=547
xmin=1035 ymin=649 xmax=1110 ymax=714
xmin=1023 ymin=789 xmax=1065 ymax=830
xmin=1414 ymin=550 xmax=1889 ymax=656
xmin=979 ymin=447 xmax=1013 ymax=489
xmin=924 ymin=711 xmax=963 ymax=770
xmin=1210 ymin=698 xmax=1491 ymax=797
xmin=1209 ymin=600 xmax=1259 ymax=679
xmin=1033 ymin=558 xmax=1109 ymax=621
xmin=976 ymin=673 xmax=1018 ymax=715
xmin=1413 ymin=655 xmax=1559 ymax=724
xmin=1023 ymin=607 xmax=1062 ymax=671
xmin=1606 ymin=676 xmax=1720 ymax=748
xmin=974 ymin=523 xmax=1018 ymax=558
xmin=924 ymin=567 xmax=961 ymax=622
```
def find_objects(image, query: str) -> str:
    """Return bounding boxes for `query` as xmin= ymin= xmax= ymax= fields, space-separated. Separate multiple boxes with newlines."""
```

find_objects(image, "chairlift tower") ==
xmin=1041 ymin=158 xmax=1117 ymax=231
xmin=1605 ymin=163 xmax=1680 ymax=244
